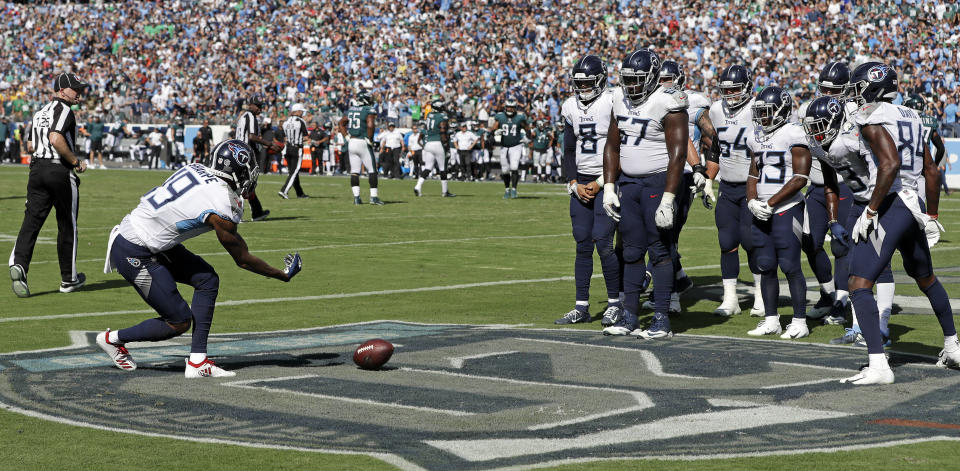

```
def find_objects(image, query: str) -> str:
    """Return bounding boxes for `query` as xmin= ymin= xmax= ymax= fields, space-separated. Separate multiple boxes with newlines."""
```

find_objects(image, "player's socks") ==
xmin=502 ymin=173 xmax=510 ymax=187
xmin=851 ymin=288 xmax=884 ymax=354
xmin=760 ymin=272 xmax=778 ymax=316
xmin=869 ymin=352 xmax=890 ymax=370
xmin=810 ymin=249 xmax=833 ymax=285
xmin=720 ymin=250 xmax=739 ymax=279
xmin=189 ymin=352 xmax=206 ymax=364
xmin=877 ymin=282 xmax=895 ymax=336
xmin=107 ymin=330 xmax=122 ymax=344
xmin=441 ymin=180 xmax=449 ymax=194
xmin=786 ymin=270 xmax=807 ymax=319
xmin=118 ymin=318 xmax=179 ymax=343
xmin=922 ymin=279 xmax=956 ymax=336
xmin=574 ymin=239 xmax=593 ymax=302
xmin=946 ymin=334 xmax=960 ymax=352
xmin=511 ymin=170 xmax=520 ymax=188
xmin=651 ymin=261 xmax=673 ymax=315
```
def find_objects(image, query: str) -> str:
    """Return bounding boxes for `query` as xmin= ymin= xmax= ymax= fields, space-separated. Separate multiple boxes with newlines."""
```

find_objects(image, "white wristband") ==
xmin=661 ymin=192 xmax=675 ymax=204
xmin=603 ymin=182 xmax=616 ymax=194
xmin=595 ymin=176 xmax=604 ymax=186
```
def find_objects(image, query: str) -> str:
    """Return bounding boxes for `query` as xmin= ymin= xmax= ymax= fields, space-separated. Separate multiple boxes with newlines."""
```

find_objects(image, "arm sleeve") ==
xmin=932 ymin=131 xmax=946 ymax=165
xmin=563 ymin=122 xmax=577 ymax=181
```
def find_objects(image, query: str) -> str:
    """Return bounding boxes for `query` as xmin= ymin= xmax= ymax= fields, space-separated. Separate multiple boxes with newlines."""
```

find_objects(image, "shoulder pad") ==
xmin=660 ymin=87 xmax=689 ymax=111
xmin=853 ymin=102 xmax=884 ymax=126
xmin=686 ymin=91 xmax=711 ymax=110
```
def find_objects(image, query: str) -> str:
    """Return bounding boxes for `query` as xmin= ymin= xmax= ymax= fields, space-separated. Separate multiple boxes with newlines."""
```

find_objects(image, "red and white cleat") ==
xmin=96 ymin=329 xmax=136 ymax=371
xmin=184 ymin=358 xmax=236 ymax=378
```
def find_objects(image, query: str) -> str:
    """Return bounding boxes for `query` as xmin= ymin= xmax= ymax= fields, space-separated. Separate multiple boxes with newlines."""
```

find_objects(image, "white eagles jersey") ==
xmin=118 ymin=164 xmax=243 ymax=253
xmin=808 ymin=128 xmax=873 ymax=202
xmin=853 ymin=102 xmax=923 ymax=194
xmin=746 ymin=122 xmax=808 ymax=212
xmin=611 ymin=86 xmax=689 ymax=177
xmin=561 ymin=90 xmax=613 ymax=176
xmin=709 ymin=98 xmax=755 ymax=183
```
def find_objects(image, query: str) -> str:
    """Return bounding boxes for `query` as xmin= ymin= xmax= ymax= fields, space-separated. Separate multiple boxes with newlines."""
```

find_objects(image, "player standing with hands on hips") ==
xmin=9 ymin=73 xmax=89 ymax=298
xmin=96 ymin=140 xmax=302 ymax=378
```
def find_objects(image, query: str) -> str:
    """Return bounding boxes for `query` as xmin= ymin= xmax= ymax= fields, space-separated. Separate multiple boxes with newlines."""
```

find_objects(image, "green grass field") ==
xmin=1 ymin=165 xmax=958 ymax=470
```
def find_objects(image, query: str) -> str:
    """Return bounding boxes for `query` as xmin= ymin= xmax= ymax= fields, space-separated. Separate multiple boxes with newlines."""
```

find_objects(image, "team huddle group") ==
xmin=551 ymin=49 xmax=957 ymax=385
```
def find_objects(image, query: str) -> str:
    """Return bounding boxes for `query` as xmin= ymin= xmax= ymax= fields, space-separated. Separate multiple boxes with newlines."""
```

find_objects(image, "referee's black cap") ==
xmin=53 ymin=73 xmax=90 ymax=92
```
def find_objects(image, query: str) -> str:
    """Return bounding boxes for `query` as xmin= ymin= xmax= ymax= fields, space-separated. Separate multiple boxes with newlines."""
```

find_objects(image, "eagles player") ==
xmin=904 ymin=94 xmax=947 ymax=206
xmin=841 ymin=63 xmax=956 ymax=384
xmin=339 ymin=91 xmax=383 ymax=205
xmin=96 ymin=140 xmax=302 ymax=378
xmin=602 ymin=49 xmax=689 ymax=339
xmin=554 ymin=55 xmax=623 ymax=327
xmin=706 ymin=64 xmax=765 ymax=317
xmin=415 ymin=99 xmax=455 ymax=197
xmin=743 ymin=87 xmax=812 ymax=339
xmin=531 ymin=120 xmax=554 ymax=183
xmin=492 ymin=94 xmax=532 ymax=199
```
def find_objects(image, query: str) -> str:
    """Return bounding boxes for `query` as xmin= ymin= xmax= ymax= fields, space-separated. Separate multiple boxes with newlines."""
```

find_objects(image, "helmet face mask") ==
xmin=504 ymin=96 xmax=518 ymax=117
xmin=802 ymin=96 xmax=844 ymax=146
xmin=817 ymin=62 xmax=850 ymax=99
xmin=751 ymin=87 xmax=792 ymax=135
xmin=719 ymin=65 xmax=752 ymax=110
xmin=619 ymin=49 xmax=661 ymax=106
xmin=658 ymin=60 xmax=685 ymax=89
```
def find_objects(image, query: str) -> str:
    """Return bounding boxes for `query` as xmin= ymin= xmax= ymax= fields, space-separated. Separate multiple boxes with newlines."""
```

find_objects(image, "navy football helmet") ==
xmin=504 ymin=94 xmax=518 ymax=117
xmin=570 ymin=55 xmax=607 ymax=104
xmin=751 ymin=86 xmax=793 ymax=134
xmin=209 ymin=139 xmax=259 ymax=197
xmin=619 ymin=49 xmax=662 ymax=105
xmin=659 ymin=60 xmax=685 ymax=88
xmin=903 ymin=94 xmax=926 ymax=113
xmin=848 ymin=62 xmax=898 ymax=106
xmin=718 ymin=64 xmax=752 ymax=110
xmin=802 ymin=96 xmax=845 ymax=146
xmin=817 ymin=61 xmax=849 ymax=98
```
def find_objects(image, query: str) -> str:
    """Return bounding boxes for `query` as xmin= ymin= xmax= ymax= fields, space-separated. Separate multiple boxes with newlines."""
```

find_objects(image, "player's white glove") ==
xmin=691 ymin=165 xmax=707 ymax=193
xmin=924 ymin=216 xmax=945 ymax=248
xmin=701 ymin=178 xmax=716 ymax=209
xmin=566 ymin=181 xmax=577 ymax=197
xmin=602 ymin=183 xmax=621 ymax=222
xmin=747 ymin=199 xmax=773 ymax=221
xmin=655 ymin=192 xmax=676 ymax=229
xmin=851 ymin=208 xmax=877 ymax=243
xmin=282 ymin=252 xmax=302 ymax=281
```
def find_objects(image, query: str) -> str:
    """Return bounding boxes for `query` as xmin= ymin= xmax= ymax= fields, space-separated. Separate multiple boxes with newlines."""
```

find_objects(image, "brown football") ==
xmin=353 ymin=339 xmax=394 ymax=370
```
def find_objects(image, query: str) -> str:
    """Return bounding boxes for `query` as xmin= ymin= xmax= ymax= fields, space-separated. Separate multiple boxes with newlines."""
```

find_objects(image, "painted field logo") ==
xmin=2 ymin=322 xmax=959 ymax=470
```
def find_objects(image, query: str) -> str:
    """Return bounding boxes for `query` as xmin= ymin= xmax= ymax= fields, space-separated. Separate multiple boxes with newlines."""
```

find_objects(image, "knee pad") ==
xmin=575 ymin=239 xmax=593 ymax=256
xmin=594 ymin=237 xmax=616 ymax=258
xmin=717 ymin=227 xmax=741 ymax=253
xmin=572 ymin=225 xmax=591 ymax=244
xmin=169 ymin=319 xmax=192 ymax=335
xmin=622 ymin=245 xmax=646 ymax=264
xmin=751 ymin=253 xmax=777 ymax=275
xmin=193 ymin=270 xmax=219 ymax=292
xmin=350 ymin=174 xmax=360 ymax=186
xmin=777 ymin=256 xmax=802 ymax=276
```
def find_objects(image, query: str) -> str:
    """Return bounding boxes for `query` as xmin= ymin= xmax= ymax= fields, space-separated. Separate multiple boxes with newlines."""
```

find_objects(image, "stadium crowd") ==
xmin=0 ymin=0 xmax=959 ymax=146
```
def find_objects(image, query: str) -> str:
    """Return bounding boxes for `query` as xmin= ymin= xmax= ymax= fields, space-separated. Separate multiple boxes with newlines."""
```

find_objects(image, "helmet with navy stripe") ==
xmin=848 ymin=62 xmax=898 ymax=106
xmin=802 ymin=96 xmax=845 ymax=146
xmin=209 ymin=139 xmax=259 ymax=197
xmin=751 ymin=86 xmax=793 ymax=134
xmin=570 ymin=55 xmax=607 ymax=104
xmin=659 ymin=60 xmax=686 ymax=89
xmin=817 ymin=61 xmax=850 ymax=99
xmin=718 ymin=64 xmax=752 ymax=110
xmin=619 ymin=49 xmax=662 ymax=105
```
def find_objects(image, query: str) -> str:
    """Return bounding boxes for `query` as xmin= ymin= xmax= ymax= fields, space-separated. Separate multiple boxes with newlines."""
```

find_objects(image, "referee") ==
xmin=278 ymin=103 xmax=309 ymax=199
xmin=9 ymin=73 xmax=89 ymax=298
xmin=235 ymin=95 xmax=271 ymax=221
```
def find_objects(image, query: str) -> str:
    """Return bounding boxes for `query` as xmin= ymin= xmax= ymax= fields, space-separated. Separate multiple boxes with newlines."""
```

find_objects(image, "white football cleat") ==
xmin=936 ymin=346 xmax=960 ymax=369
xmin=713 ymin=298 xmax=742 ymax=317
xmin=96 ymin=329 xmax=136 ymax=371
xmin=747 ymin=317 xmax=782 ymax=336
xmin=641 ymin=296 xmax=681 ymax=314
xmin=185 ymin=358 xmax=236 ymax=378
xmin=750 ymin=301 xmax=765 ymax=317
xmin=840 ymin=366 xmax=894 ymax=385
xmin=780 ymin=320 xmax=810 ymax=339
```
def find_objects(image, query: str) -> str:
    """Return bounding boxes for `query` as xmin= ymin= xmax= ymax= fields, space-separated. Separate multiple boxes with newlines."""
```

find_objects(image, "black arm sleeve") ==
xmin=932 ymin=131 xmax=946 ymax=165
xmin=563 ymin=122 xmax=577 ymax=182
xmin=706 ymin=137 xmax=720 ymax=163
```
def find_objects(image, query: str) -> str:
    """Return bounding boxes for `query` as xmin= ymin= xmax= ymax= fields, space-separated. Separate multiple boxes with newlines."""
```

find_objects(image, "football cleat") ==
xmin=602 ymin=310 xmax=638 ymax=336
xmin=503 ymin=190 xmax=511 ymax=200
xmin=713 ymin=298 xmax=741 ymax=317
xmin=277 ymin=191 xmax=289 ymax=199
xmin=936 ymin=346 xmax=960 ymax=369
xmin=10 ymin=264 xmax=29 ymax=298
xmin=822 ymin=301 xmax=848 ymax=325
xmin=806 ymin=295 xmax=832 ymax=319
xmin=641 ymin=295 xmax=681 ymax=314
xmin=600 ymin=305 xmax=623 ymax=327
xmin=442 ymin=191 xmax=457 ymax=198
xmin=854 ymin=334 xmax=891 ymax=348
xmin=96 ymin=329 xmax=136 ymax=371
xmin=370 ymin=197 xmax=385 ymax=205
xmin=840 ymin=366 xmax=894 ymax=385
xmin=830 ymin=327 xmax=862 ymax=345
xmin=252 ymin=210 xmax=271 ymax=221
xmin=510 ymin=188 xmax=518 ymax=199
xmin=675 ymin=276 xmax=693 ymax=294
xmin=414 ymin=188 xmax=421 ymax=197
xmin=185 ymin=358 xmax=236 ymax=378
xmin=780 ymin=320 xmax=810 ymax=339
xmin=748 ymin=317 xmax=782 ymax=336
xmin=554 ymin=308 xmax=591 ymax=325
xmin=750 ymin=299 xmax=765 ymax=317
xmin=636 ymin=314 xmax=673 ymax=339
xmin=354 ymin=196 xmax=363 ymax=205
xmin=59 ymin=273 xmax=86 ymax=293
xmin=297 ymin=194 xmax=310 ymax=199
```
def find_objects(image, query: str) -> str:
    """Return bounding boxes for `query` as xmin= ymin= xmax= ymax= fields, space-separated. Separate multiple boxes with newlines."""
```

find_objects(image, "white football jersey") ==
xmin=808 ymin=128 xmax=873 ymax=202
xmin=709 ymin=98 xmax=755 ymax=183
xmin=561 ymin=90 xmax=613 ymax=176
xmin=118 ymin=164 xmax=243 ymax=253
xmin=853 ymin=102 xmax=915 ymax=195
xmin=611 ymin=86 xmax=689 ymax=177
xmin=685 ymin=90 xmax=712 ymax=171
xmin=746 ymin=122 xmax=808 ymax=212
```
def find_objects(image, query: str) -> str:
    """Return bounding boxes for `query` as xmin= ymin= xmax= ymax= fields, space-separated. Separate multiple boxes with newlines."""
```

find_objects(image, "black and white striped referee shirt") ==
xmin=282 ymin=116 xmax=307 ymax=150
xmin=235 ymin=110 xmax=260 ymax=147
xmin=32 ymin=98 xmax=77 ymax=163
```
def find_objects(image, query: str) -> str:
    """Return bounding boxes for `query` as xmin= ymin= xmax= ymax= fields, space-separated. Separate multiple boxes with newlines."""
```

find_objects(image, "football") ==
xmin=353 ymin=339 xmax=394 ymax=370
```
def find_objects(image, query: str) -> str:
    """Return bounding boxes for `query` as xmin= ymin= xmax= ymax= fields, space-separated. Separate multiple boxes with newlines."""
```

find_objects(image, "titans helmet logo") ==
xmin=827 ymin=99 xmax=842 ymax=115
xmin=868 ymin=65 xmax=889 ymax=82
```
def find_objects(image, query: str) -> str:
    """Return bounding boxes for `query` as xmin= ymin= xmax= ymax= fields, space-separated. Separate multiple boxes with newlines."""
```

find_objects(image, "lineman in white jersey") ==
xmin=553 ymin=55 xmax=624 ymax=328
xmin=95 ymin=140 xmax=302 ymax=378
xmin=706 ymin=64 xmax=765 ymax=317
xmin=601 ymin=49 xmax=689 ymax=339
xmin=839 ymin=63 xmax=957 ymax=385
xmin=743 ymin=87 xmax=813 ymax=339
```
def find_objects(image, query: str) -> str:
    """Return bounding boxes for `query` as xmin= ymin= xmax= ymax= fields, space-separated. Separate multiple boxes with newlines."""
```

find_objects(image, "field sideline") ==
xmin=1 ymin=165 xmax=959 ymax=470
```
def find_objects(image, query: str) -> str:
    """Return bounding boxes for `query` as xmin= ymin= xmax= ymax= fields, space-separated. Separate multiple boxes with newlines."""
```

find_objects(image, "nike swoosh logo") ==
xmin=650 ymin=194 xmax=660 ymax=198
xmin=778 ymin=211 xmax=787 ymax=216
xmin=839 ymin=197 xmax=847 ymax=200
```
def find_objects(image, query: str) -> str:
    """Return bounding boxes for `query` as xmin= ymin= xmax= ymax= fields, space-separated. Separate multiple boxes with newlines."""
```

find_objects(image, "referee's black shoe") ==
xmin=60 ymin=273 xmax=86 ymax=293
xmin=10 ymin=264 xmax=29 ymax=298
